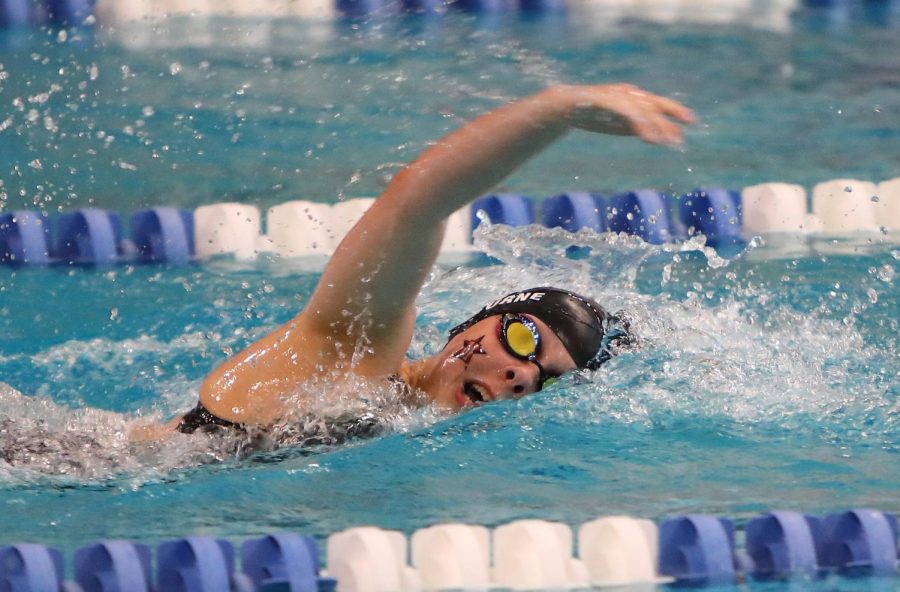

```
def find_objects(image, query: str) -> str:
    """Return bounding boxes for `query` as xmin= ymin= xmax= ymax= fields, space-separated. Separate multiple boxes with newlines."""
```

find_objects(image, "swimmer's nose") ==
xmin=502 ymin=364 xmax=537 ymax=399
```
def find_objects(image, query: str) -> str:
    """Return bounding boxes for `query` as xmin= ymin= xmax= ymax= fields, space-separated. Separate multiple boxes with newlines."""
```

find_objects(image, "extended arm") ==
xmin=304 ymin=84 xmax=694 ymax=365
xmin=198 ymin=84 xmax=694 ymax=424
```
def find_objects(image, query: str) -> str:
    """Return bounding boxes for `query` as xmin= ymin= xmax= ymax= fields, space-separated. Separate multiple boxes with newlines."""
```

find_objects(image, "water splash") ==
xmin=0 ymin=224 xmax=895 ymax=486
xmin=416 ymin=224 xmax=898 ymax=451
xmin=0 ymin=369 xmax=441 ymax=485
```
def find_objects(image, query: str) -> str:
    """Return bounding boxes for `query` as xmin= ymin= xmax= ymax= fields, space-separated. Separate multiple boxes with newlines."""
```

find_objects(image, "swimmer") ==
xmin=142 ymin=83 xmax=695 ymax=438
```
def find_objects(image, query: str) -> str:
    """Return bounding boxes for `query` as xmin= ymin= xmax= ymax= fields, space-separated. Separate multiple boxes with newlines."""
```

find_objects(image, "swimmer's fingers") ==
xmin=570 ymin=102 xmax=683 ymax=145
xmin=556 ymin=84 xmax=695 ymax=145
xmin=651 ymin=93 xmax=697 ymax=125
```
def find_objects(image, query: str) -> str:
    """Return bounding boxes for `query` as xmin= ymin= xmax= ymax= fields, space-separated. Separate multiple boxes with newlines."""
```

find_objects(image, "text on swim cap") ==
xmin=483 ymin=291 xmax=545 ymax=311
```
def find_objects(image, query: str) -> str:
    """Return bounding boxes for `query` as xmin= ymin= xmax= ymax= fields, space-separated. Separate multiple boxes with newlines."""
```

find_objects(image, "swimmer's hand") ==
xmin=549 ymin=83 xmax=696 ymax=145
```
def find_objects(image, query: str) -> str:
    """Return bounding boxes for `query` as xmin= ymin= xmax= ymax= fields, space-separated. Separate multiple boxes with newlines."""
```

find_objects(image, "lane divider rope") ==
xmin=2 ymin=178 xmax=898 ymax=267
xmin=1 ymin=509 xmax=897 ymax=591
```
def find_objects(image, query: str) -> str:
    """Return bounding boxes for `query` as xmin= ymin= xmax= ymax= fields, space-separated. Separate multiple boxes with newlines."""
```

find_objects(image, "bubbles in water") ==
xmin=876 ymin=264 xmax=895 ymax=282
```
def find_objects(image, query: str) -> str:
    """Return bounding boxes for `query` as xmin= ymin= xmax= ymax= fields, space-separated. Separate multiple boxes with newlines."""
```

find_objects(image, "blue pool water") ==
xmin=0 ymin=2 xmax=898 ymax=584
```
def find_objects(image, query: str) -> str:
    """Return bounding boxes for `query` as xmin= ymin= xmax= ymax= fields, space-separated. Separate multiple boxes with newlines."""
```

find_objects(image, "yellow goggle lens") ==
xmin=505 ymin=321 xmax=538 ymax=358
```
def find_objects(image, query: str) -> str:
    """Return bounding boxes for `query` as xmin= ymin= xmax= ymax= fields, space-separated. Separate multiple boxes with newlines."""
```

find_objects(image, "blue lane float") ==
xmin=820 ymin=509 xmax=899 ymax=577
xmin=335 ymin=0 xmax=385 ymax=17
xmin=45 ymin=0 xmax=93 ymax=26
xmin=157 ymin=537 xmax=238 ymax=592
xmin=0 ymin=0 xmax=31 ymax=27
xmin=241 ymin=533 xmax=335 ymax=592
xmin=51 ymin=208 xmax=123 ymax=265
xmin=454 ymin=0 xmax=515 ymax=11
xmin=401 ymin=0 xmax=444 ymax=13
xmin=541 ymin=192 xmax=606 ymax=233
xmin=73 ymin=540 xmax=153 ymax=592
xmin=658 ymin=514 xmax=738 ymax=586
xmin=470 ymin=193 xmax=535 ymax=229
xmin=129 ymin=207 xmax=195 ymax=264
xmin=608 ymin=189 xmax=673 ymax=244
xmin=678 ymin=188 xmax=743 ymax=247
xmin=0 ymin=211 xmax=50 ymax=265
xmin=743 ymin=511 xmax=821 ymax=580
xmin=520 ymin=0 xmax=566 ymax=10
xmin=0 ymin=543 xmax=66 ymax=592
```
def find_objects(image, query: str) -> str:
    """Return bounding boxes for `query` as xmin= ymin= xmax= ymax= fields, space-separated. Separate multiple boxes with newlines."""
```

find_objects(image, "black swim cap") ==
xmin=447 ymin=287 xmax=630 ymax=370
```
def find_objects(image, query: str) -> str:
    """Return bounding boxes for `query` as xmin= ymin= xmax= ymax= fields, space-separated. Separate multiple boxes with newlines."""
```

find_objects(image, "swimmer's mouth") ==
xmin=463 ymin=381 xmax=491 ymax=405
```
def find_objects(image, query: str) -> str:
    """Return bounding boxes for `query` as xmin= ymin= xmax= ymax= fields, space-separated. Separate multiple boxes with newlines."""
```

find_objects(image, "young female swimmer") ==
xmin=165 ymin=84 xmax=695 ymax=434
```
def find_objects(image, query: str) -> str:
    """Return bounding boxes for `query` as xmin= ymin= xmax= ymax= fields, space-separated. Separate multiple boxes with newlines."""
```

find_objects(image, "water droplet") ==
xmin=844 ymin=186 xmax=853 ymax=193
xmin=871 ymin=195 xmax=879 ymax=202
xmin=867 ymin=289 xmax=878 ymax=304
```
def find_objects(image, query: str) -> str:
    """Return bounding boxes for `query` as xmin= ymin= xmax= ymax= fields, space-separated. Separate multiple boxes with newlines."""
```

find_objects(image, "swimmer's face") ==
xmin=422 ymin=314 xmax=577 ymax=411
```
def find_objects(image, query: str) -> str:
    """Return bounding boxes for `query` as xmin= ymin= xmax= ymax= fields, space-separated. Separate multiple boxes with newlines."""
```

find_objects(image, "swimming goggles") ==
xmin=496 ymin=313 xmax=560 ymax=391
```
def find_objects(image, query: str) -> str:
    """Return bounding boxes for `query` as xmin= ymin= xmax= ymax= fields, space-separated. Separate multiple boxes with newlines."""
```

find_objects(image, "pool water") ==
xmin=0 ymin=2 xmax=898 ymax=584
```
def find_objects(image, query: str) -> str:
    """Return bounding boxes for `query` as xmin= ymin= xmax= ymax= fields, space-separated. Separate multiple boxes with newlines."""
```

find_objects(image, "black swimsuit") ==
xmin=176 ymin=401 xmax=242 ymax=434
xmin=175 ymin=374 xmax=412 ymax=436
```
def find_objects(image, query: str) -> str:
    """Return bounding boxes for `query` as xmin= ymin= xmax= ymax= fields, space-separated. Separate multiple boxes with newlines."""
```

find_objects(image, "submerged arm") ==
xmin=199 ymin=83 xmax=694 ymax=424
